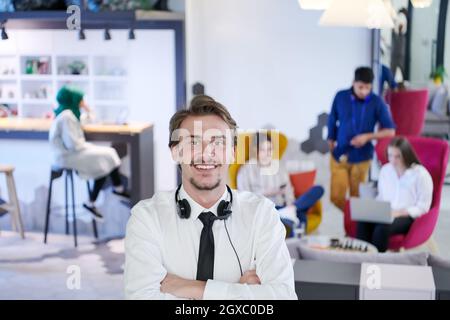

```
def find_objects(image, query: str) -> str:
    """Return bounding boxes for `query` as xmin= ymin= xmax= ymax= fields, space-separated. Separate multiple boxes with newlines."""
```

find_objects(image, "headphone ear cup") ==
xmin=217 ymin=200 xmax=232 ymax=219
xmin=178 ymin=199 xmax=191 ymax=219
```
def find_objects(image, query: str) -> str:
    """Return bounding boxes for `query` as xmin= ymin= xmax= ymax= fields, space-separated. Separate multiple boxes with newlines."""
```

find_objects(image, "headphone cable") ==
xmin=223 ymin=219 xmax=243 ymax=277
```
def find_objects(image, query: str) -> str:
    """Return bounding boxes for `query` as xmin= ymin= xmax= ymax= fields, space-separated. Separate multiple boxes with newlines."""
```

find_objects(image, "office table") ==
xmin=0 ymin=118 xmax=154 ymax=206
xmin=294 ymin=260 xmax=361 ymax=300
xmin=293 ymin=259 xmax=450 ymax=300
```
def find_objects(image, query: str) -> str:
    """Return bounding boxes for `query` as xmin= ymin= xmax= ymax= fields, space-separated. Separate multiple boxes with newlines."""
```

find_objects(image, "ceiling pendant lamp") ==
xmin=104 ymin=28 xmax=111 ymax=41
xmin=1 ymin=21 xmax=8 ymax=40
xmin=297 ymin=0 xmax=332 ymax=10
xmin=410 ymin=0 xmax=433 ymax=8
xmin=319 ymin=0 xmax=394 ymax=29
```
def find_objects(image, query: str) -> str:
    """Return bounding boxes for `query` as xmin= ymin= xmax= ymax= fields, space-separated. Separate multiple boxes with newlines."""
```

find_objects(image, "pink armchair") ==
xmin=385 ymin=89 xmax=429 ymax=136
xmin=344 ymin=136 xmax=449 ymax=250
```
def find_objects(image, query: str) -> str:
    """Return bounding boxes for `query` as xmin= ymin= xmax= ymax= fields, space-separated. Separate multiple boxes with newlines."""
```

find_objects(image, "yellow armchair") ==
xmin=229 ymin=130 xmax=322 ymax=235
xmin=228 ymin=131 xmax=288 ymax=189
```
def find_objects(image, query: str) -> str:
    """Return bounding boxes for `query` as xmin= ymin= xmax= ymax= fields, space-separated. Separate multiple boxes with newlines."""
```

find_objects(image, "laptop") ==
xmin=350 ymin=197 xmax=394 ymax=224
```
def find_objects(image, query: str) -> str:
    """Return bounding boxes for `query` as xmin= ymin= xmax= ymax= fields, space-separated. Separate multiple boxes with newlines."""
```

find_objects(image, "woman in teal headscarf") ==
xmin=49 ymin=86 xmax=129 ymax=220
xmin=54 ymin=86 xmax=84 ymax=120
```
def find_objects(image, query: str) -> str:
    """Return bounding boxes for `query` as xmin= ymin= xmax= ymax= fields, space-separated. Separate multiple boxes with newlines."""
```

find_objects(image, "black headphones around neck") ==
xmin=175 ymin=184 xmax=233 ymax=220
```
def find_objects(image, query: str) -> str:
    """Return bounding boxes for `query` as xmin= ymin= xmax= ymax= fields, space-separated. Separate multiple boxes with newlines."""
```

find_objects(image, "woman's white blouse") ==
xmin=377 ymin=163 xmax=433 ymax=218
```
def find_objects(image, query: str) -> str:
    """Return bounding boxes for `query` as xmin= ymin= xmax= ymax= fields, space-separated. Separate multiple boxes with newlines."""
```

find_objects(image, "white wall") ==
xmin=125 ymin=29 xmax=176 ymax=192
xmin=186 ymin=0 xmax=372 ymax=142
xmin=445 ymin=3 xmax=450 ymax=79
xmin=410 ymin=0 xmax=441 ymax=85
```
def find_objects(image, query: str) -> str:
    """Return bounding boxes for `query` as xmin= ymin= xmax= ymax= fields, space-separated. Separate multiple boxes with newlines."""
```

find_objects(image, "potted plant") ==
xmin=68 ymin=60 xmax=86 ymax=75
xmin=430 ymin=65 xmax=447 ymax=85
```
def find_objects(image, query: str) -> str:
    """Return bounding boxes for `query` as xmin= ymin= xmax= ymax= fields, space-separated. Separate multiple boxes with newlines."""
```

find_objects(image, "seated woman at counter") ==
xmin=356 ymin=136 xmax=433 ymax=252
xmin=49 ymin=86 xmax=129 ymax=220
xmin=237 ymin=134 xmax=324 ymax=235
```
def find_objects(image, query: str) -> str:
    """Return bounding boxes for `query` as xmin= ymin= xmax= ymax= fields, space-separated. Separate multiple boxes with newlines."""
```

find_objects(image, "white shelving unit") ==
xmin=21 ymin=75 xmax=53 ymax=81
xmin=0 ymin=99 xmax=17 ymax=104
xmin=57 ymin=75 xmax=90 ymax=81
xmin=0 ymin=55 xmax=18 ymax=117
xmin=0 ymin=54 xmax=128 ymax=121
xmin=0 ymin=75 xmax=17 ymax=81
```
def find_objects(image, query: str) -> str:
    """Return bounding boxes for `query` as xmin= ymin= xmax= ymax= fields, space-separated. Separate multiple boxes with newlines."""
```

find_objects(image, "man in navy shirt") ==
xmin=327 ymin=67 xmax=396 ymax=214
xmin=380 ymin=64 xmax=398 ymax=96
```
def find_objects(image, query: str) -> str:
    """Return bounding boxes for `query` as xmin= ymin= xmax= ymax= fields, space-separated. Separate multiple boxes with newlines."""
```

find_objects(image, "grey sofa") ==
xmin=423 ymin=85 xmax=450 ymax=139
xmin=286 ymin=238 xmax=450 ymax=269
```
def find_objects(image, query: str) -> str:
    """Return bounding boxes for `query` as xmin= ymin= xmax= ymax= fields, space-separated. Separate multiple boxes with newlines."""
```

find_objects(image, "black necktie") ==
xmin=196 ymin=211 xmax=216 ymax=281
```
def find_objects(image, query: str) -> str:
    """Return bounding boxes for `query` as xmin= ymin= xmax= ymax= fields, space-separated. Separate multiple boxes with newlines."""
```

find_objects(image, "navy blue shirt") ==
xmin=327 ymin=88 xmax=395 ymax=163
xmin=379 ymin=64 xmax=398 ymax=95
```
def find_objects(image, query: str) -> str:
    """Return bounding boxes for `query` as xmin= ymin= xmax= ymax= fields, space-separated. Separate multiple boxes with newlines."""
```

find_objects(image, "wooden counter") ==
xmin=0 ymin=118 xmax=154 ymax=206
xmin=0 ymin=118 xmax=151 ymax=135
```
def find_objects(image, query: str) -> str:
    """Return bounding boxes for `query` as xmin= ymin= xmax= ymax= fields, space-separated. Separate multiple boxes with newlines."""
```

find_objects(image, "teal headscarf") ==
xmin=54 ymin=86 xmax=84 ymax=120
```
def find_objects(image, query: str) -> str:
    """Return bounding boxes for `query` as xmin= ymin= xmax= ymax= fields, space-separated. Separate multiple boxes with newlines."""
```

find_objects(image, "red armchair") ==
xmin=385 ymin=89 xmax=429 ymax=136
xmin=344 ymin=136 xmax=449 ymax=250
xmin=289 ymin=169 xmax=323 ymax=234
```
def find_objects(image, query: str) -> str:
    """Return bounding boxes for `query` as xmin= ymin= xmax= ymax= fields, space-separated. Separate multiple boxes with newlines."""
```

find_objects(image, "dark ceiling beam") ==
xmin=0 ymin=10 xmax=183 ymax=29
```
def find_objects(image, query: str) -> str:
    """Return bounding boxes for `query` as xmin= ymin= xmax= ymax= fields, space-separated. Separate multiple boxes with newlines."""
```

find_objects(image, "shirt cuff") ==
xmin=203 ymin=279 xmax=229 ymax=300
xmin=406 ymin=206 xmax=423 ymax=219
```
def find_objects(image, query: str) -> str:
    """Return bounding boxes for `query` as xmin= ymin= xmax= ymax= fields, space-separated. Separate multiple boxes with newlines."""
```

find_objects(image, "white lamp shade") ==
xmin=411 ymin=0 xmax=433 ymax=8
xmin=298 ymin=0 xmax=332 ymax=10
xmin=319 ymin=0 xmax=395 ymax=29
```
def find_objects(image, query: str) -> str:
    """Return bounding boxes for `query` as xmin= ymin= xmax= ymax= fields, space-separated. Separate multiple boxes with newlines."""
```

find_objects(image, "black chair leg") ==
xmin=92 ymin=220 xmax=98 ymax=239
xmin=69 ymin=170 xmax=78 ymax=247
xmin=43 ymin=171 xmax=54 ymax=244
xmin=86 ymin=181 xmax=99 ymax=239
xmin=86 ymin=180 xmax=92 ymax=198
xmin=45 ymin=168 xmax=99 ymax=247
xmin=65 ymin=171 xmax=69 ymax=235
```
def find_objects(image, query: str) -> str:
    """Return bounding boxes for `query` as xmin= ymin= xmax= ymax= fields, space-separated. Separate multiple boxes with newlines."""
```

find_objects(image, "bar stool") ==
xmin=0 ymin=164 xmax=25 ymax=239
xmin=44 ymin=166 xmax=98 ymax=247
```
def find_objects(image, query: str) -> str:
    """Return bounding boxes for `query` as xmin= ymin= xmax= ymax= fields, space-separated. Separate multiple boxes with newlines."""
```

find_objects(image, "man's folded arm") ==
xmin=124 ymin=205 xmax=177 ymax=300
xmin=203 ymin=201 xmax=298 ymax=300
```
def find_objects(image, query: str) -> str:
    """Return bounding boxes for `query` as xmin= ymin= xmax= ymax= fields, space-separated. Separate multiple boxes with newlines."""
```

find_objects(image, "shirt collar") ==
xmin=178 ymin=184 xmax=229 ymax=221
xmin=350 ymin=87 xmax=373 ymax=102
xmin=387 ymin=163 xmax=417 ymax=179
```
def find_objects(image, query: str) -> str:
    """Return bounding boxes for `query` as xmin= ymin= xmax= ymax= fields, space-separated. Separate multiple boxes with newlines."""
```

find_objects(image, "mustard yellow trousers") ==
xmin=330 ymin=156 xmax=371 ymax=213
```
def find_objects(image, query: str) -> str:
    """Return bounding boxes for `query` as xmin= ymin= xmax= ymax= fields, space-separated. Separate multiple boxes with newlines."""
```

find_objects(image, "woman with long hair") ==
xmin=356 ymin=136 xmax=433 ymax=252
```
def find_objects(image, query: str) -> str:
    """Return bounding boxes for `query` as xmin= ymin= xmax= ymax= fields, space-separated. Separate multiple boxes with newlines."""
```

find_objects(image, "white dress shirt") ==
xmin=237 ymin=160 xmax=296 ymax=207
xmin=124 ymin=185 xmax=297 ymax=300
xmin=377 ymin=163 xmax=433 ymax=219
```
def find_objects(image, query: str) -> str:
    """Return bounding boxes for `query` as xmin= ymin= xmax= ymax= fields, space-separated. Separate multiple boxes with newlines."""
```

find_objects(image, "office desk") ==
xmin=293 ymin=259 xmax=450 ymax=300
xmin=294 ymin=260 xmax=361 ymax=300
xmin=0 ymin=118 xmax=154 ymax=206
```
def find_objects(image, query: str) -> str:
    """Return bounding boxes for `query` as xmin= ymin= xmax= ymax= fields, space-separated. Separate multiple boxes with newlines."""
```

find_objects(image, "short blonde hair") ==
xmin=168 ymin=95 xmax=238 ymax=148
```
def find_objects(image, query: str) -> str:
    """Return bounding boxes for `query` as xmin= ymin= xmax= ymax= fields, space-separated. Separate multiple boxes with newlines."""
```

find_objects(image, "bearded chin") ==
xmin=189 ymin=177 xmax=221 ymax=191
